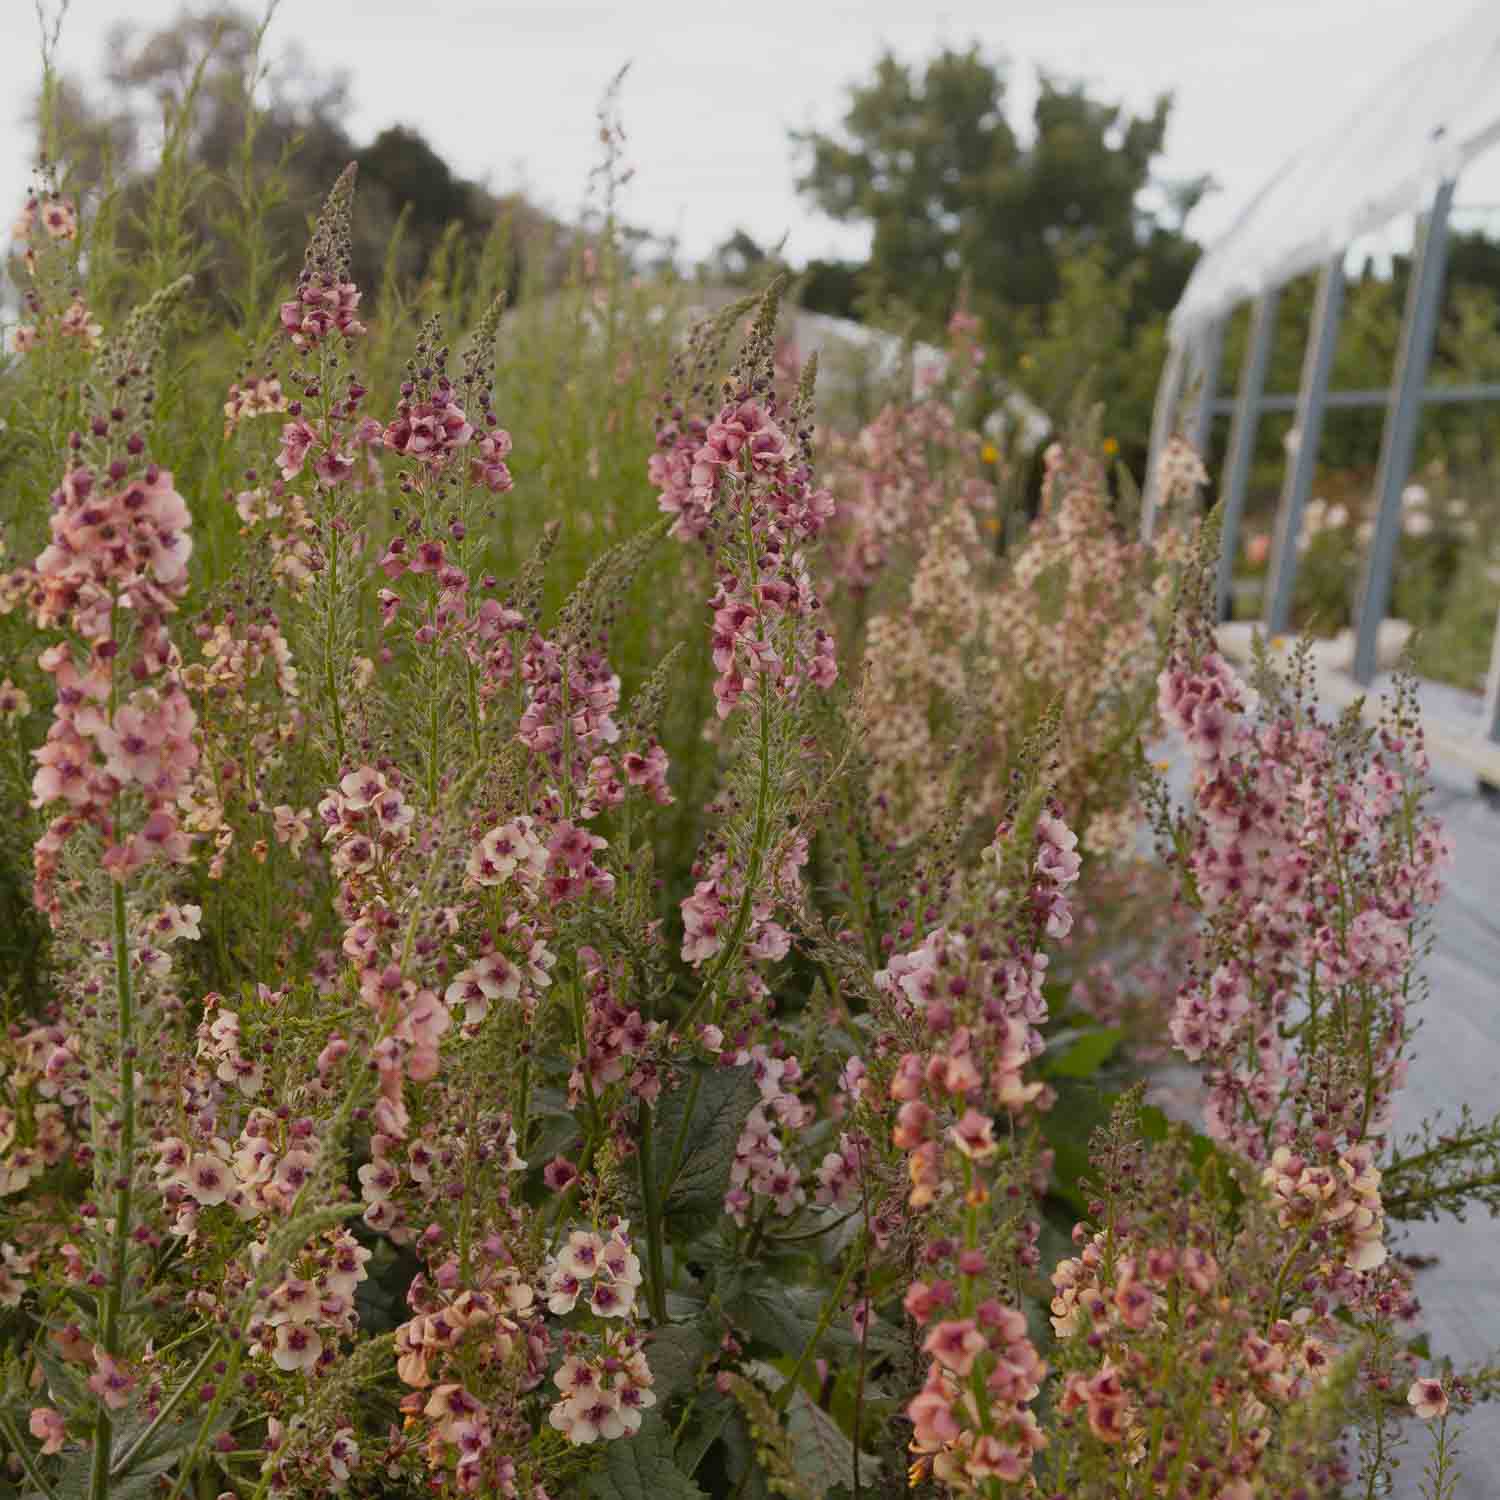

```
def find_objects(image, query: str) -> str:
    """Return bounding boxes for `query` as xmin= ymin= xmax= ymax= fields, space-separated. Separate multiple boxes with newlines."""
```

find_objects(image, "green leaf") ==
xmin=585 ymin=1415 xmax=710 ymax=1500
xmin=673 ymin=1389 xmax=738 ymax=1478
xmin=723 ymin=1283 xmax=852 ymax=1359
xmin=784 ymin=1386 xmax=877 ymax=1495
xmin=646 ymin=1321 xmax=712 ymax=1403
xmin=653 ymin=1064 xmax=759 ymax=1238
xmin=49 ymin=1410 xmax=213 ymax=1500
xmin=527 ymin=1112 xmax=581 ymax=1165
xmin=1041 ymin=1027 xmax=1123 ymax=1079
xmin=1038 ymin=1080 xmax=1117 ymax=1215
xmin=746 ymin=1363 xmax=878 ymax=1494
xmin=717 ymin=1401 xmax=772 ymax=1500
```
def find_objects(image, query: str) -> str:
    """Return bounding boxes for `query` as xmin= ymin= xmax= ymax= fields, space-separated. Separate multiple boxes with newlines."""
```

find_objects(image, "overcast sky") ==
xmin=1 ymin=0 xmax=1495 ymax=271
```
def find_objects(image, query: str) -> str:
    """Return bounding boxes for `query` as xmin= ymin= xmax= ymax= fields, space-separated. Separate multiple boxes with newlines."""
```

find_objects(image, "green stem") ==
xmin=109 ymin=1344 xmax=218 ymax=1480
xmin=679 ymin=680 xmax=773 ymax=1037
xmin=514 ymin=1054 xmax=532 ymax=1161
xmin=659 ymin=1073 xmax=704 ymax=1206
xmin=637 ymin=1098 xmax=669 ymax=1324
xmin=773 ymin=1236 xmax=862 ymax=1414
xmin=324 ymin=523 xmax=347 ymax=769
xmin=464 ymin=655 xmax=482 ymax=758
xmin=90 ymin=878 xmax=138 ymax=1500
xmin=1385 ymin=1169 xmax=1500 ymax=1220
xmin=427 ymin=673 xmax=441 ymax=812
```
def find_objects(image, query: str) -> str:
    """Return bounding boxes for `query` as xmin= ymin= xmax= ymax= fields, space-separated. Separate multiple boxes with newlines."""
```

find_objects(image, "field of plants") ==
xmin=2 ymin=23 xmax=1500 ymax=1500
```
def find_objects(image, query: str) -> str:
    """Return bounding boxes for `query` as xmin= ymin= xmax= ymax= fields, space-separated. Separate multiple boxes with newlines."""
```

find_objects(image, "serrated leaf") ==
xmin=52 ymin=1430 xmax=181 ymax=1500
xmin=646 ymin=1322 xmax=712 ymax=1403
xmin=724 ymin=1283 xmax=850 ymax=1359
xmin=653 ymin=1064 xmax=759 ymax=1238
xmin=744 ymin=1364 xmax=877 ymax=1494
xmin=784 ymin=1387 xmax=877 ymax=1495
xmin=527 ymin=1112 xmax=581 ymax=1165
xmin=585 ymin=1414 xmax=709 ymax=1499
xmin=673 ymin=1389 xmax=737 ymax=1478
xmin=717 ymin=1399 xmax=772 ymax=1500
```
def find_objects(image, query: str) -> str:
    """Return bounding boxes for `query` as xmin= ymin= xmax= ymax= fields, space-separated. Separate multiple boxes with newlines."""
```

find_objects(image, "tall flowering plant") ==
xmin=0 ymin=155 xmax=1496 ymax=1500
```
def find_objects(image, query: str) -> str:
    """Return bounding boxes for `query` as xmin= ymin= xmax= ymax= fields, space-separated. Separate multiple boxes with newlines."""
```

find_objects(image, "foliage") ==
xmin=0 ymin=24 xmax=1495 ymax=1500
xmin=792 ymin=46 xmax=1204 ymax=350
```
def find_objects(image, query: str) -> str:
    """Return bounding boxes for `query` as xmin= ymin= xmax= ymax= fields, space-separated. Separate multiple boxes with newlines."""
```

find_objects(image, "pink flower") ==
xmin=469 ymin=430 xmax=514 ymax=491
xmin=908 ymin=1380 xmax=962 ymax=1446
xmin=184 ymin=1153 xmax=232 ymax=1206
xmin=1408 ymin=1378 xmax=1448 ymax=1420
xmin=950 ymin=1108 xmax=998 ymax=1161
xmin=29 ymin=1406 xmax=65 ymax=1454
xmin=923 ymin=1318 xmax=987 ymax=1378
xmin=88 ymin=1351 xmax=135 ymax=1410
xmin=277 ymin=419 xmax=319 ymax=480
xmin=41 ymin=198 xmax=77 ymax=239
xmin=271 ymin=1321 xmax=324 ymax=1372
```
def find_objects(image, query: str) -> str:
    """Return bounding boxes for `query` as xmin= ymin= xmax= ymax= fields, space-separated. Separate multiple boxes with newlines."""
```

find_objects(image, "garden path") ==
xmin=1388 ymin=749 xmax=1500 ymax=1498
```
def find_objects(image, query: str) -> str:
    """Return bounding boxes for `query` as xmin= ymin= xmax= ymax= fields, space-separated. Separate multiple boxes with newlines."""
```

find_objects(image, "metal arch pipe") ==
xmin=1140 ymin=338 xmax=1186 ymax=541
xmin=1215 ymin=287 xmax=1280 ymax=620
xmin=1265 ymin=256 xmax=1345 ymax=637
xmin=1353 ymin=178 xmax=1456 ymax=686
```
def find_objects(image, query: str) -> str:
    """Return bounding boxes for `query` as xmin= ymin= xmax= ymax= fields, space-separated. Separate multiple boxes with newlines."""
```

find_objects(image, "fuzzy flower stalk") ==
xmin=874 ymin=775 xmax=1078 ymax=1492
xmin=17 ymin=272 xmax=198 ymax=1497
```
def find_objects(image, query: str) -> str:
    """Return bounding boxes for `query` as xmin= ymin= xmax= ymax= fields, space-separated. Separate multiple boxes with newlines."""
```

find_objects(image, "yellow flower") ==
xmin=983 ymin=517 xmax=1000 ymax=535
xmin=1102 ymin=436 xmax=1119 ymax=458
xmin=1019 ymin=353 xmax=1035 ymax=371
xmin=980 ymin=443 xmax=999 ymax=464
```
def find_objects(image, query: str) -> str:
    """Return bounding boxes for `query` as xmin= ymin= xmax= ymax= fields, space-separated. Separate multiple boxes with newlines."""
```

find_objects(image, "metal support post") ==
xmin=1353 ymin=179 xmax=1455 ymax=684
xmin=1483 ymin=605 xmax=1500 ymax=746
xmin=1215 ymin=287 xmax=1279 ymax=619
xmin=1266 ymin=256 xmax=1345 ymax=636
xmin=1184 ymin=317 xmax=1225 ymax=463
xmin=1141 ymin=339 xmax=1186 ymax=541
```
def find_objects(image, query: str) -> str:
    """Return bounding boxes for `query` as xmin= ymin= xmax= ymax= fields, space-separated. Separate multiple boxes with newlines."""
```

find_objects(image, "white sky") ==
xmin=1 ymin=0 xmax=1496 ymax=271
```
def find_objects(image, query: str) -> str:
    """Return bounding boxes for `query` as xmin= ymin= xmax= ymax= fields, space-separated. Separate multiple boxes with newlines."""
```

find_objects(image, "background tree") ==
xmin=34 ymin=5 xmax=571 ymax=322
xmin=793 ymin=45 xmax=1204 ymax=352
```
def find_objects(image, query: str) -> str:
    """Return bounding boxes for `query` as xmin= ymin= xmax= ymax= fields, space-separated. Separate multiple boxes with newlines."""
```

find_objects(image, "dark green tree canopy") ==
xmin=36 ymin=6 xmax=570 ymax=313
xmin=794 ymin=46 xmax=1203 ymax=340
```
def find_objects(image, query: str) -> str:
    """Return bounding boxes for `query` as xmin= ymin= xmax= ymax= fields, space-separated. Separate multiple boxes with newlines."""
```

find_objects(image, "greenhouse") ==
xmin=1144 ymin=2 xmax=1500 ymax=749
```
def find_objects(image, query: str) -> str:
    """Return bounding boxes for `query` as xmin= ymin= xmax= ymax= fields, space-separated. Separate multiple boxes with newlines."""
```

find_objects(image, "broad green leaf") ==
xmin=646 ymin=1321 xmax=712 ymax=1403
xmin=1038 ymin=1079 xmax=1116 ymax=1215
xmin=784 ymin=1386 xmax=878 ymax=1495
xmin=673 ymin=1389 xmax=738 ymax=1478
xmin=585 ymin=1414 xmax=709 ymax=1500
xmin=652 ymin=1064 xmax=759 ymax=1238
xmin=746 ymin=1363 xmax=878 ymax=1494
xmin=527 ymin=1111 xmax=581 ymax=1165
xmin=49 ymin=1409 xmax=215 ymax=1500
xmin=1041 ymin=1026 xmax=1123 ymax=1079
xmin=723 ymin=1283 xmax=852 ymax=1359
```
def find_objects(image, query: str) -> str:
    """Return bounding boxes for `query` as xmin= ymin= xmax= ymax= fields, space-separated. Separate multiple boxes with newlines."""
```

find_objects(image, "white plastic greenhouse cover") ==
xmin=1170 ymin=3 xmax=1500 ymax=340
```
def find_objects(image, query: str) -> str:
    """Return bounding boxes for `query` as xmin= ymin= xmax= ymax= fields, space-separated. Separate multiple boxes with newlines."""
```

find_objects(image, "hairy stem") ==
xmin=637 ymin=1097 xmax=669 ymax=1324
xmin=90 ymin=878 xmax=138 ymax=1500
xmin=773 ymin=1235 xmax=862 ymax=1415
xmin=323 ymin=524 xmax=347 ymax=769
